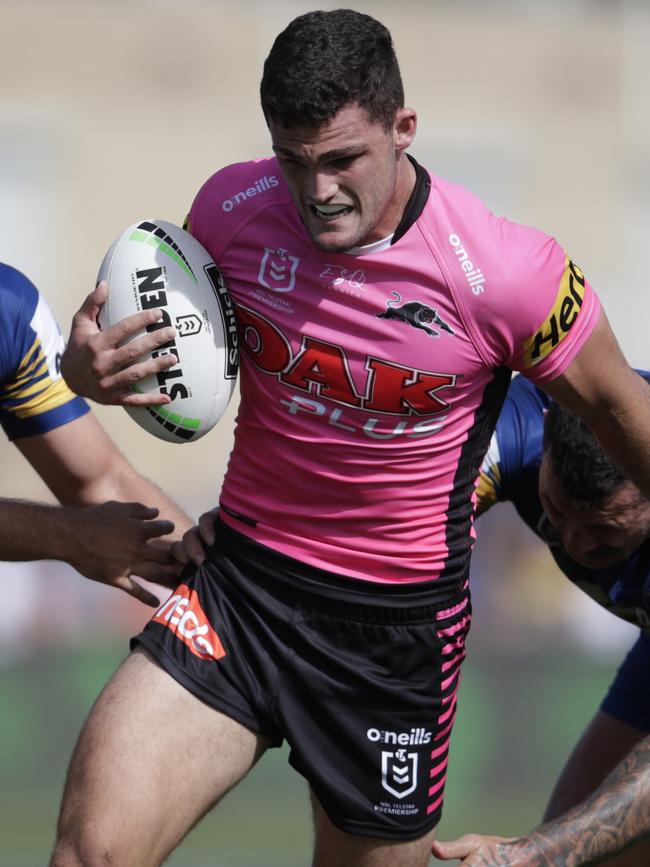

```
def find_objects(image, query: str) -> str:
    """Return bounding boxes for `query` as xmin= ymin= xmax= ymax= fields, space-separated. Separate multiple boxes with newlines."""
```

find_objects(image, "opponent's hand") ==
xmin=432 ymin=834 xmax=542 ymax=866
xmin=171 ymin=507 xmax=220 ymax=568
xmin=65 ymin=501 xmax=180 ymax=606
xmin=61 ymin=280 xmax=178 ymax=406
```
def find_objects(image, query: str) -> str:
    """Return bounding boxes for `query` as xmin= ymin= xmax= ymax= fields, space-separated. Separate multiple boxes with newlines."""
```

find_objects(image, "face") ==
xmin=538 ymin=453 xmax=650 ymax=568
xmin=269 ymin=103 xmax=417 ymax=253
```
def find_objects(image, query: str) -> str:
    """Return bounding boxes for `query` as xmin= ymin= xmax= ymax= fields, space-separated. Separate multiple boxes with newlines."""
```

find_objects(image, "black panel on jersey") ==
xmin=439 ymin=366 xmax=513 ymax=589
xmin=392 ymin=155 xmax=431 ymax=245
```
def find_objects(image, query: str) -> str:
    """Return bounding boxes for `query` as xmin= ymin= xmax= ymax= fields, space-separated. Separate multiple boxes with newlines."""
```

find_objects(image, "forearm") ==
xmin=0 ymin=499 xmax=81 ymax=564
xmin=81 ymin=460 xmax=193 ymax=540
xmin=16 ymin=415 xmax=194 ymax=540
xmin=524 ymin=734 xmax=650 ymax=866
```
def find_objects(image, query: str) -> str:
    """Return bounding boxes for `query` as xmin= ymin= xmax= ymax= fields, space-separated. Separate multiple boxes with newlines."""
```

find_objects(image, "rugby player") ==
xmin=0 ymin=261 xmax=191 ymax=604
xmin=464 ymin=372 xmax=650 ymax=865
xmin=51 ymin=10 xmax=650 ymax=867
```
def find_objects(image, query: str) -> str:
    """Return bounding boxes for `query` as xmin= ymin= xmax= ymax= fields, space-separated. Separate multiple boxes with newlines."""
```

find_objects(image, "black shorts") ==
xmin=132 ymin=518 xmax=472 ymax=840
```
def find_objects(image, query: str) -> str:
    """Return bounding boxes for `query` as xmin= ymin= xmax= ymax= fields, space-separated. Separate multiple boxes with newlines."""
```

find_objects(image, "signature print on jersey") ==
xmin=377 ymin=291 xmax=455 ymax=339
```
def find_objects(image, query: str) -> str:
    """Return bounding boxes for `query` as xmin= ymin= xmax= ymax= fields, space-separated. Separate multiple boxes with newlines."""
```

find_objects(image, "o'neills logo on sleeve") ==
xmin=523 ymin=257 xmax=586 ymax=368
xmin=222 ymin=175 xmax=279 ymax=212
xmin=448 ymin=233 xmax=486 ymax=295
xmin=153 ymin=584 xmax=226 ymax=661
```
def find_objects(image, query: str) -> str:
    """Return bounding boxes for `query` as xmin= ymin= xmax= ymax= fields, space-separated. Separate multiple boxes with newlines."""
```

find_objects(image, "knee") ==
xmin=50 ymin=832 xmax=122 ymax=867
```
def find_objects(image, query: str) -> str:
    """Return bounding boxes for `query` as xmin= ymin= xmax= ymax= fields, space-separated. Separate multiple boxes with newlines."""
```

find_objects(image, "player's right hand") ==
xmin=61 ymin=280 xmax=178 ymax=406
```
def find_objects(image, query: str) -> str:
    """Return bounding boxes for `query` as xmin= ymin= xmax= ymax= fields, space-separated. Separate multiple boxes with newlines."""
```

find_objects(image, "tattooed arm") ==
xmin=432 ymin=734 xmax=650 ymax=866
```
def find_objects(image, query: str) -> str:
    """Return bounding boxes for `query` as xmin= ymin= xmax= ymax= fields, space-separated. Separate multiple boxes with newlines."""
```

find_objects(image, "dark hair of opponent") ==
xmin=543 ymin=402 xmax=628 ymax=506
xmin=260 ymin=9 xmax=404 ymax=130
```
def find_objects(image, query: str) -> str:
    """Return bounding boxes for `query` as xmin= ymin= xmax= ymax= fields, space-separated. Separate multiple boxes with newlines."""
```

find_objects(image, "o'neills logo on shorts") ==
xmin=153 ymin=584 xmax=226 ymax=661
xmin=367 ymin=726 xmax=432 ymax=746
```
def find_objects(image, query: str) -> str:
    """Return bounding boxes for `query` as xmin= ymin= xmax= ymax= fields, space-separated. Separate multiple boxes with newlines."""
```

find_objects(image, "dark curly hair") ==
xmin=260 ymin=9 xmax=404 ymax=130
xmin=543 ymin=402 xmax=627 ymax=505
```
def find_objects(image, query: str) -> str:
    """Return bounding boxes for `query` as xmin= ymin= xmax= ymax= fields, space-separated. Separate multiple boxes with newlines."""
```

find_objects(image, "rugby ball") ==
xmin=97 ymin=219 xmax=239 ymax=443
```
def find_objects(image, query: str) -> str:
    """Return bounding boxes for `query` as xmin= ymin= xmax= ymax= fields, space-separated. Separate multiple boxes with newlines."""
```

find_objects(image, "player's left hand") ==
xmin=172 ymin=507 xmax=220 ymax=568
xmin=432 ymin=834 xmax=527 ymax=865
xmin=61 ymin=280 xmax=178 ymax=405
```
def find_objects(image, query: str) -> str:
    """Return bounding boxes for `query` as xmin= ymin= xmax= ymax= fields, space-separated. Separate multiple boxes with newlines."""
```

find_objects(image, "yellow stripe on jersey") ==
xmin=5 ymin=336 xmax=45 ymax=391
xmin=0 ymin=335 xmax=78 ymax=419
xmin=475 ymin=466 xmax=500 ymax=516
xmin=9 ymin=375 xmax=77 ymax=419
xmin=523 ymin=257 xmax=586 ymax=368
xmin=3 ymin=357 xmax=49 ymax=399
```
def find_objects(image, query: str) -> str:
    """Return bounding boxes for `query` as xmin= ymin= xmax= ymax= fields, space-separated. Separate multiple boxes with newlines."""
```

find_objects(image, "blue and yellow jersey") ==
xmin=0 ymin=263 xmax=89 ymax=440
xmin=477 ymin=372 xmax=650 ymax=632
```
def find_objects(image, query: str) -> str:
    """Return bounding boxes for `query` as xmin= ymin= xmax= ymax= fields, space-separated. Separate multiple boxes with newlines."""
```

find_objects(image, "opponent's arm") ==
xmin=61 ymin=280 xmax=178 ymax=406
xmin=0 ymin=498 xmax=172 ymax=606
xmin=432 ymin=733 xmax=650 ymax=866
xmin=542 ymin=312 xmax=650 ymax=501
xmin=11 ymin=411 xmax=194 ymax=600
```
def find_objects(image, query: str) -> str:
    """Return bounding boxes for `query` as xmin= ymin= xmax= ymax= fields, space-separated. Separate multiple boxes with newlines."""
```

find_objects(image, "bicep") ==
xmin=541 ymin=310 xmax=649 ymax=421
xmin=14 ymin=412 xmax=130 ymax=506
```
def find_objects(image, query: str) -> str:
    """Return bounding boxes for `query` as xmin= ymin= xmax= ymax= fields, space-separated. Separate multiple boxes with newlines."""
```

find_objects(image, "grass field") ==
xmin=0 ymin=637 xmax=618 ymax=866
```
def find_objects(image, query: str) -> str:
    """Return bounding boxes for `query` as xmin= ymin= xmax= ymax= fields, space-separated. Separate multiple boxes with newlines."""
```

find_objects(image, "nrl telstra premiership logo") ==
xmin=381 ymin=748 xmax=418 ymax=799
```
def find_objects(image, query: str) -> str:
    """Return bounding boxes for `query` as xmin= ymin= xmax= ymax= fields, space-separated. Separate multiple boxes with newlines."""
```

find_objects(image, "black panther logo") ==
xmin=377 ymin=292 xmax=455 ymax=338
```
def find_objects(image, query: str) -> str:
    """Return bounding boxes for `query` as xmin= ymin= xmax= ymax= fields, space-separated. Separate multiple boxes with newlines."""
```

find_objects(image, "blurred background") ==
xmin=1 ymin=0 xmax=649 ymax=864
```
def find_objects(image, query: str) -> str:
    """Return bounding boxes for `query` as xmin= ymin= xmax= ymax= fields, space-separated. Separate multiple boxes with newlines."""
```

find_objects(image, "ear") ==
xmin=393 ymin=108 xmax=417 ymax=152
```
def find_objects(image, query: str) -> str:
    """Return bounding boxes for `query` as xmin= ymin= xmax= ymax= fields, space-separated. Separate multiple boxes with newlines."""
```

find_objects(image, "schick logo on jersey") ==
xmin=381 ymin=749 xmax=418 ymax=799
xmin=258 ymin=247 xmax=300 ymax=293
xmin=204 ymin=263 xmax=239 ymax=380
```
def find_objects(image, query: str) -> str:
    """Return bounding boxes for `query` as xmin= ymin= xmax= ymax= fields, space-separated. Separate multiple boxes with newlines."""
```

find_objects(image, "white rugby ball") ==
xmin=97 ymin=219 xmax=239 ymax=443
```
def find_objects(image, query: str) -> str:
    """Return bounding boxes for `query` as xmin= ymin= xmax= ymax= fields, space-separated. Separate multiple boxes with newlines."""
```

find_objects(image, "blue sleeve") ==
xmin=0 ymin=263 xmax=89 ymax=440
xmin=601 ymin=632 xmax=650 ymax=732
xmin=477 ymin=374 xmax=548 ymax=524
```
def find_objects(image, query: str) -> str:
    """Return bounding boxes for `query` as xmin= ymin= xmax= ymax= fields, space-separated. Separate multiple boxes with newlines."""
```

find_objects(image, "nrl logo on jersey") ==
xmin=258 ymin=246 xmax=300 ymax=293
xmin=381 ymin=749 xmax=418 ymax=799
xmin=377 ymin=292 xmax=455 ymax=339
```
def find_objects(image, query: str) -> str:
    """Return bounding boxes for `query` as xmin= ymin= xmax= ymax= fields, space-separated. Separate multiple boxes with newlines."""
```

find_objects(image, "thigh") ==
xmin=52 ymin=646 xmax=270 ymax=867
xmin=311 ymin=792 xmax=436 ymax=867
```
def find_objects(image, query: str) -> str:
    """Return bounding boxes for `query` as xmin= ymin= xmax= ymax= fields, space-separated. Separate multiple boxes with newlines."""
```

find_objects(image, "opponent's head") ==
xmin=541 ymin=401 xmax=650 ymax=568
xmin=260 ymin=9 xmax=416 ymax=253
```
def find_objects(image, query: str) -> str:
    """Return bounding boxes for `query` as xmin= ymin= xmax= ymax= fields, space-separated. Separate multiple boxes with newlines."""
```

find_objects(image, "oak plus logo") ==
xmin=258 ymin=246 xmax=300 ymax=293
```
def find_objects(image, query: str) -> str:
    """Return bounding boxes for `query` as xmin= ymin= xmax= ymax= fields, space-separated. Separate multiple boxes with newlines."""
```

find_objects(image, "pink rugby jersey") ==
xmin=187 ymin=156 xmax=601 ymax=586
